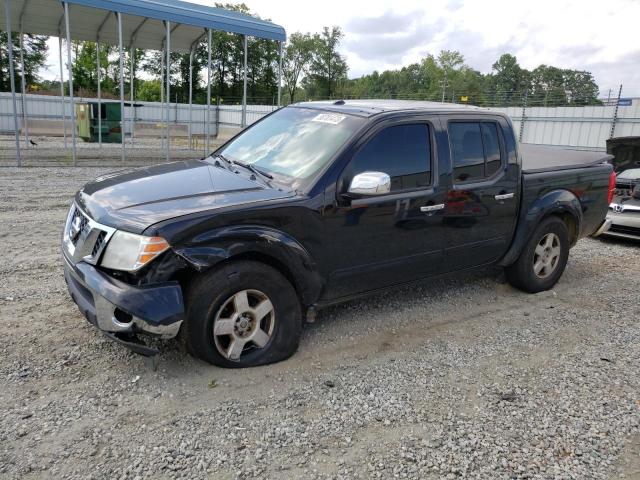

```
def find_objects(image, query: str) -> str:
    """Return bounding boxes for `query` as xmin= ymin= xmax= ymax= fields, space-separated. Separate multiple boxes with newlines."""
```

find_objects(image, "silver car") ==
xmin=605 ymin=168 xmax=640 ymax=240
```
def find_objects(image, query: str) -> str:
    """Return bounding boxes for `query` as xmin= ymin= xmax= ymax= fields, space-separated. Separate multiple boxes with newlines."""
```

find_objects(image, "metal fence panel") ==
xmin=1 ymin=93 xmax=639 ymax=152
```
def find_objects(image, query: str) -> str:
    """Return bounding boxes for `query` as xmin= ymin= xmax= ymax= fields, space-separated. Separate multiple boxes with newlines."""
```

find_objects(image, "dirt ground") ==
xmin=0 ymin=166 xmax=639 ymax=479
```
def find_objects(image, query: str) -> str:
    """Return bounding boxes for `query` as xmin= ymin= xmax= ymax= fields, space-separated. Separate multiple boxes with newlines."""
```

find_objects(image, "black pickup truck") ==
xmin=62 ymin=100 xmax=615 ymax=367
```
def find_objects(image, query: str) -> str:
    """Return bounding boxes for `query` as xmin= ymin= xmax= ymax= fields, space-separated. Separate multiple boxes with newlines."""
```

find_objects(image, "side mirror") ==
xmin=347 ymin=171 xmax=391 ymax=196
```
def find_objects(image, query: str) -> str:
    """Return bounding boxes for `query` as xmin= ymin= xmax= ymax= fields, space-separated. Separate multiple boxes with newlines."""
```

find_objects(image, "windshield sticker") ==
xmin=311 ymin=113 xmax=346 ymax=125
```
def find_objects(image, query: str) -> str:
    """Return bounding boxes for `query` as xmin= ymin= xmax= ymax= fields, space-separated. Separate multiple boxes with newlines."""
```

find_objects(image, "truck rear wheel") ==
xmin=505 ymin=216 xmax=570 ymax=293
xmin=183 ymin=260 xmax=302 ymax=368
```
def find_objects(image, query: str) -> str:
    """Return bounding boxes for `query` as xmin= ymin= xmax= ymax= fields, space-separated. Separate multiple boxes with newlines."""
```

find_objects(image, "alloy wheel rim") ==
xmin=533 ymin=232 xmax=561 ymax=279
xmin=213 ymin=289 xmax=275 ymax=361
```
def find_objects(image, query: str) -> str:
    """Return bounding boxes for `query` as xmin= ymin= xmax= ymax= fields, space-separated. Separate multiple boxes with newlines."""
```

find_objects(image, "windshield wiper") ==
xmin=232 ymin=160 xmax=274 ymax=182
xmin=212 ymin=153 xmax=233 ymax=171
xmin=213 ymin=153 xmax=274 ymax=186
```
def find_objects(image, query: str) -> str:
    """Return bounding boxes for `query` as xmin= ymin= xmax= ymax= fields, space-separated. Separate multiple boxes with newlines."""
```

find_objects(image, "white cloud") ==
xmin=40 ymin=0 xmax=640 ymax=96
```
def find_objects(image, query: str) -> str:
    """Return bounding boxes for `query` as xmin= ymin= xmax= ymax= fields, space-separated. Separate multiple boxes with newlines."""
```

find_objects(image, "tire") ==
xmin=182 ymin=260 xmax=302 ymax=368
xmin=505 ymin=216 xmax=570 ymax=293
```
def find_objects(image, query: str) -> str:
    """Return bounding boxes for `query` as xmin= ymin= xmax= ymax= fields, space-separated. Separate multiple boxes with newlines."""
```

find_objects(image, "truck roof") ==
xmin=291 ymin=99 xmax=493 ymax=117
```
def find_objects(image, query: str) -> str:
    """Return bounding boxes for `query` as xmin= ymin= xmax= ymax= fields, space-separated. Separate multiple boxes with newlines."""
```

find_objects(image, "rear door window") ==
xmin=449 ymin=121 xmax=504 ymax=183
xmin=350 ymin=124 xmax=432 ymax=192
xmin=449 ymin=123 xmax=484 ymax=183
xmin=482 ymin=123 xmax=502 ymax=177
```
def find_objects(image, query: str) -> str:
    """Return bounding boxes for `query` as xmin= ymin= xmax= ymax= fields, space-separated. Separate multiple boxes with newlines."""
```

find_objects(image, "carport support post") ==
xmin=117 ymin=11 xmax=125 ymax=164
xmin=4 ymin=0 xmax=21 ymax=166
xmin=160 ymin=47 xmax=164 ymax=150
xmin=241 ymin=34 xmax=247 ymax=128
xmin=58 ymin=35 xmax=67 ymax=149
xmin=19 ymin=32 xmax=30 ymax=147
xmin=96 ymin=39 xmax=102 ymax=147
xmin=188 ymin=47 xmax=193 ymax=149
xmin=277 ymin=40 xmax=282 ymax=107
xmin=206 ymin=28 xmax=211 ymax=155
xmin=165 ymin=20 xmax=170 ymax=163
xmin=63 ymin=2 xmax=77 ymax=166
xmin=130 ymin=46 xmax=135 ymax=146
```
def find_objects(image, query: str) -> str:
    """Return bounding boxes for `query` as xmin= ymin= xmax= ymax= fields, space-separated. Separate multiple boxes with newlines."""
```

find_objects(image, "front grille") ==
xmin=64 ymin=204 xmax=115 ymax=264
xmin=609 ymin=224 xmax=640 ymax=236
xmin=92 ymin=231 xmax=107 ymax=257
xmin=70 ymin=207 xmax=89 ymax=246
xmin=615 ymin=181 xmax=638 ymax=197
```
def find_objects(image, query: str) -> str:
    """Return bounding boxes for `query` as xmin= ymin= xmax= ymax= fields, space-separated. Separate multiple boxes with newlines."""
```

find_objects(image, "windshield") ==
xmin=218 ymin=107 xmax=364 ymax=185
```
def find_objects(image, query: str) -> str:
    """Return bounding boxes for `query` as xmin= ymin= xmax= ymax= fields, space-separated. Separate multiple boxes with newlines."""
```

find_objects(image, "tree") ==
xmin=125 ymin=48 xmax=145 ymax=98
xmin=489 ymin=53 xmax=528 ymax=106
xmin=136 ymin=80 xmax=161 ymax=102
xmin=529 ymin=65 xmax=567 ymax=106
xmin=141 ymin=50 xmax=184 ymax=101
xmin=308 ymin=26 xmax=348 ymax=98
xmin=560 ymin=70 xmax=599 ymax=105
xmin=247 ymin=36 xmax=279 ymax=103
xmin=282 ymin=32 xmax=314 ymax=103
xmin=437 ymin=50 xmax=464 ymax=101
xmin=0 ymin=32 xmax=48 ymax=92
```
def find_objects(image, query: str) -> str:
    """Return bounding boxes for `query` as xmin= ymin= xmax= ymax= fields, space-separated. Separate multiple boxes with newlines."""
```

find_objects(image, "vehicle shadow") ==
xmin=303 ymin=265 xmax=506 ymax=339
xmin=592 ymin=235 xmax=640 ymax=247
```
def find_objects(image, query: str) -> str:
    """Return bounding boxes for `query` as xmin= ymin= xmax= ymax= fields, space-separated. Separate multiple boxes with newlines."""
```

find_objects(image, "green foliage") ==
xmin=487 ymin=53 xmax=527 ymax=106
xmin=9 ymin=2 xmax=601 ymax=109
xmin=306 ymin=27 xmax=348 ymax=99
xmin=341 ymin=51 xmax=601 ymax=107
xmin=136 ymin=80 xmax=161 ymax=102
xmin=0 ymin=32 xmax=48 ymax=92
xmin=69 ymin=41 xmax=146 ymax=99
xmin=525 ymin=64 xmax=600 ymax=106
xmin=282 ymin=32 xmax=315 ymax=103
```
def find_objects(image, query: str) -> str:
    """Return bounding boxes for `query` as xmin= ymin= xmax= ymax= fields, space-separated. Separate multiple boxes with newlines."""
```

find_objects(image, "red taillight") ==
xmin=607 ymin=170 xmax=616 ymax=204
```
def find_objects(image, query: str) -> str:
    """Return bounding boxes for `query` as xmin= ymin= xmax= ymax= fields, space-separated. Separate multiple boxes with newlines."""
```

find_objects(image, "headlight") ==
xmin=100 ymin=231 xmax=169 ymax=272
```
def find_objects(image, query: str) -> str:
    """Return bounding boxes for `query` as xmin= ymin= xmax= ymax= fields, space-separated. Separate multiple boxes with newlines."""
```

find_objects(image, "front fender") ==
xmin=499 ymin=189 xmax=583 ymax=266
xmin=173 ymin=225 xmax=322 ymax=305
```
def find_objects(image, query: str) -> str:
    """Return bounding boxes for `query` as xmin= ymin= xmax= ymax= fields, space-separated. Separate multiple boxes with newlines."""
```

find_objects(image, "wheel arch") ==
xmin=499 ymin=189 xmax=583 ymax=266
xmin=173 ymin=225 xmax=323 ymax=307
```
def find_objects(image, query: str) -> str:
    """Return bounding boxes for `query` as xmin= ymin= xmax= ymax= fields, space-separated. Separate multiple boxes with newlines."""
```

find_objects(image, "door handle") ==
xmin=494 ymin=193 xmax=515 ymax=201
xmin=420 ymin=204 xmax=445 ymax=213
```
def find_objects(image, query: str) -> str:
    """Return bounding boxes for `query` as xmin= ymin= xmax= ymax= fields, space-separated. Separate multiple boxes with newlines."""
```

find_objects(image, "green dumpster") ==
xmin=76 ymin=101 xmax=133 ymax=143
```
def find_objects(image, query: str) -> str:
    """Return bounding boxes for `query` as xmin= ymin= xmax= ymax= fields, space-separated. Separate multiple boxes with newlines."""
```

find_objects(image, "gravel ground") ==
xmin=1 ymin=166 xmax=639 ymax=480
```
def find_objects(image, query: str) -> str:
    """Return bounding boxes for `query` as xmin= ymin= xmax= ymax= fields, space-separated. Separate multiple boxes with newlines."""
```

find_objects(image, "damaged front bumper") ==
xmin=63 ymin=254 xmax=184 ymax=356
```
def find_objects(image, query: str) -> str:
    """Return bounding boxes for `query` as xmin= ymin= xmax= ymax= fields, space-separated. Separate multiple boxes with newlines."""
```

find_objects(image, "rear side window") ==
xmin=482 ymin=123 xmax=502 ymax=177
xmin=350 ymin=124 xmax=431 ymax=192
xmin=449 ymin=122 xmax=503 ymax=183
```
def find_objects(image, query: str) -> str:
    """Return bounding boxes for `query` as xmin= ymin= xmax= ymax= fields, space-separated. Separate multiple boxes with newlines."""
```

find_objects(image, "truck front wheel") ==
xmin=183 ymin=260 xmax=302 ymax=368
xmin=505 ymin=216 xmax=570 ymax=293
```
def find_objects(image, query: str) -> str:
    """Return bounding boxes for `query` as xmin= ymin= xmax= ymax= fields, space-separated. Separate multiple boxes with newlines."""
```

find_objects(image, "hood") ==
xmin=76 ymin=159 xmax=295 ymax=234
xmin=617 ymin=168 xmax=640 ymax=182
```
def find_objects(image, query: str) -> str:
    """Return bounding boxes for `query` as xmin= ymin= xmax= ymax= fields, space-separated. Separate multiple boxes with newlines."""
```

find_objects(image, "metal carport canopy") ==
xmin=3 ymin=0 xmax=286 ymax=50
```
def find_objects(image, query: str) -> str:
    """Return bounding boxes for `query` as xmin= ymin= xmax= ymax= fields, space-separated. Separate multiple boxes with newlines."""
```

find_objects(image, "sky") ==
xmin=41 ymin=0 xmax=640 ymax=96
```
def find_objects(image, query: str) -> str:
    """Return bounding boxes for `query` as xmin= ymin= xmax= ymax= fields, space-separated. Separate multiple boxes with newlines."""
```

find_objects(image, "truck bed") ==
xmin=521 ymin=144 xmax=613 ymax=174
xmin=519 ymin=151 xmax=612 ymax=241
